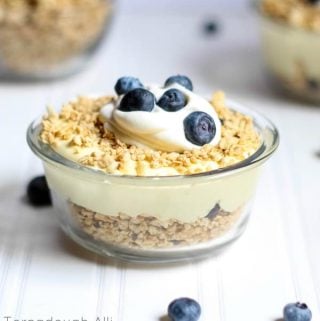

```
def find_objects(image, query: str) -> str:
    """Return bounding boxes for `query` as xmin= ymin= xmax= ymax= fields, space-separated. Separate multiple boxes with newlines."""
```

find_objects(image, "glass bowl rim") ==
xmin=26 ymin=98 xmax=279 ymax=182
xmin=253 ymin=0 xmax=320 ymax=36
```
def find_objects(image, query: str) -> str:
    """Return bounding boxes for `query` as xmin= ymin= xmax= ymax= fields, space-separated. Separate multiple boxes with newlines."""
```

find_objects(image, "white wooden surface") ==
xmin=0 ymin=3 xmax=320 ymax=321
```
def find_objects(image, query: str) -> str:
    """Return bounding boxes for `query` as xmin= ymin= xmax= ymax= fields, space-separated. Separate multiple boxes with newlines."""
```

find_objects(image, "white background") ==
xmin=0 ymin=1 xmax=320 ymax=320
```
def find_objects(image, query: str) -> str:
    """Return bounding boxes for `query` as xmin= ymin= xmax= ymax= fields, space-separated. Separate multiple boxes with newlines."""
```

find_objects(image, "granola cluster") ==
xmin=40 ymin=92 xmax=260 ymax=176
xmin=70 ymin=202 xmax=244 ymax=248
xmin=0 ymin=0 xmax=112 ymax=74
xmin=261 ymin=0 xmax=320 ymax=31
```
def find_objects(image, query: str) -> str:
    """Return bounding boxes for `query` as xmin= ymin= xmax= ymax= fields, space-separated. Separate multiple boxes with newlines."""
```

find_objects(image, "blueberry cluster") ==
xmin=115 ymin=75 xmax=192 ymax=113
xmin=114 ymin=75 xmax=216 ymax=146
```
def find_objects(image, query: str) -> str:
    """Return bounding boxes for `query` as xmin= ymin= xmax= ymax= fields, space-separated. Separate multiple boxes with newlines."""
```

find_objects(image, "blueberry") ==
xmin=203 ymin=20 xmax=219 ymax=35
xmin=307 ymin=0 xmax=320 ymax=4
xmin=206 ymin=203 xmax=221 ymax=220
xmin=307 ymin=79 xmax=319 ymax=91
xmin=28 ymin=0 xmax=38 ymax=7
xmin=168 ymin=298 xmax=201 ymax=321
xmin=184 ymin=111 xmax=216 ymax=146
xmin=157 ymin=89 xmax=187 ymax=112
xmin=27 ymin=176 xmax=52 ymax=207
xmin=119 ymin=88 xmax=155 ymax=112
xmin=114 ymin=77 xmax=143 ymax=95
xmin=283 ymin=302 xmax=312 ymax=321
xmin=165 ymin=75 xmax=193 ymax=91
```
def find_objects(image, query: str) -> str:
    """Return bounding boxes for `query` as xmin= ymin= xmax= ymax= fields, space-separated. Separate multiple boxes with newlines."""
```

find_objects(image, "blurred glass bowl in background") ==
xmin=256 ymin=0 xmax=320 ymax=104
xmin=0 ymin=0 xmax=114 ymax=80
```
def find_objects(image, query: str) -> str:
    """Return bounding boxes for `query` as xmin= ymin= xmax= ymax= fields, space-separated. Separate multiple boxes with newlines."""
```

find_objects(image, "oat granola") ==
xmin=70 ymin=202 xmax=244 ymax=249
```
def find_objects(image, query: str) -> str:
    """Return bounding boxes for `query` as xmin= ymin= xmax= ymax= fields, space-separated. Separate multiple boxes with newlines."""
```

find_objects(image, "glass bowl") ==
xmin=256 ymin=2 xmax=320 ymax=103
xmin=0 ymin=0 xmax=114 ymax=80
xmin=27 ymin=100 xmax=279 ymax=263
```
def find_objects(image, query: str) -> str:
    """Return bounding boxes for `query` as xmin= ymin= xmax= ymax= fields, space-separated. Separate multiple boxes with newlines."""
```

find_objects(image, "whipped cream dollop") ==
xmin=100 ymin=83 xmax=221 ymax=152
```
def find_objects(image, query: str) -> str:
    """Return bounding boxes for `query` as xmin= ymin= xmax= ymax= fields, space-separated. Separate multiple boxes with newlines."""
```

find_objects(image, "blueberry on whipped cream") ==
xmin=100 ymin=76 xmax=221 ymax=152
xmin=115 ymin=76 xmax=143 ymax=95
xmin=184 ymin=111 xmax=216 ymax=146
xmin=165 ymin=75 xmax=193 ymax=91
xmin=119 ymin=88 xmax=155 ymax=112
xmin=157 ymin=88 xmax=187 ymax=112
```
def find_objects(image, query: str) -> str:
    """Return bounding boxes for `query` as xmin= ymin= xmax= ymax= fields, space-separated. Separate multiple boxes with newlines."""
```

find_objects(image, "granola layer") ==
xmin=0 ymin=0 xmax=112 ymax=73
xmin=261 ymin=0 xmax=320 ymax=32
xmin=70 ymin=202 xmax=244 ymax=249
xmin=40 ymin=92 xmax=260 ymax=176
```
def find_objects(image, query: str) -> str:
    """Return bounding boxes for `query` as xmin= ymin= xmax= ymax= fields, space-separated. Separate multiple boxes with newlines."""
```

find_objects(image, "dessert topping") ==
xmin=100 ymin=76 xmax=221 ymax=152
xmin=115 ymin=76 xmax=144 ymax=95
xmin=119 ymin=88 xmax=155 ymax=112
xmin=157 ymin=88 xmax=187 ymax=112
xmin=183 ymin=111 xmax=216 ymax=146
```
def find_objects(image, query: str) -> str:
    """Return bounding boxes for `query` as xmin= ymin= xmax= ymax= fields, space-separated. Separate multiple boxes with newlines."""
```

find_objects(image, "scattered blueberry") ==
xmin=165 ymin=75 xmax=193 ymax=91
xmin=28 ymin=0 xmax=38 ymax=7
xmin=206 ymin=203 xmax=221 ymax=220
xmin=307 ymin=0 xmax=320 ymax=5
xmin=184 ymin=111 xmax=216 ymax=146
xmin=283 ymin=302 xmax=312 ymax=321
xmin=27 ymin=175 xmax=52 ymax=207
xmin=119 ymin=88 xmax=155 ymax=112
xmin=307 ymin=79 xmax=319 ymax=91
xmin=114 ymin=76 xmax=143 ymax=95
xmin=157 ymin=89 xmax=187 ymax=112
xmin=168 ymin=298 xmax=201 ymax=321
xmin=203 ymin=19 xmax=219 ymax=35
